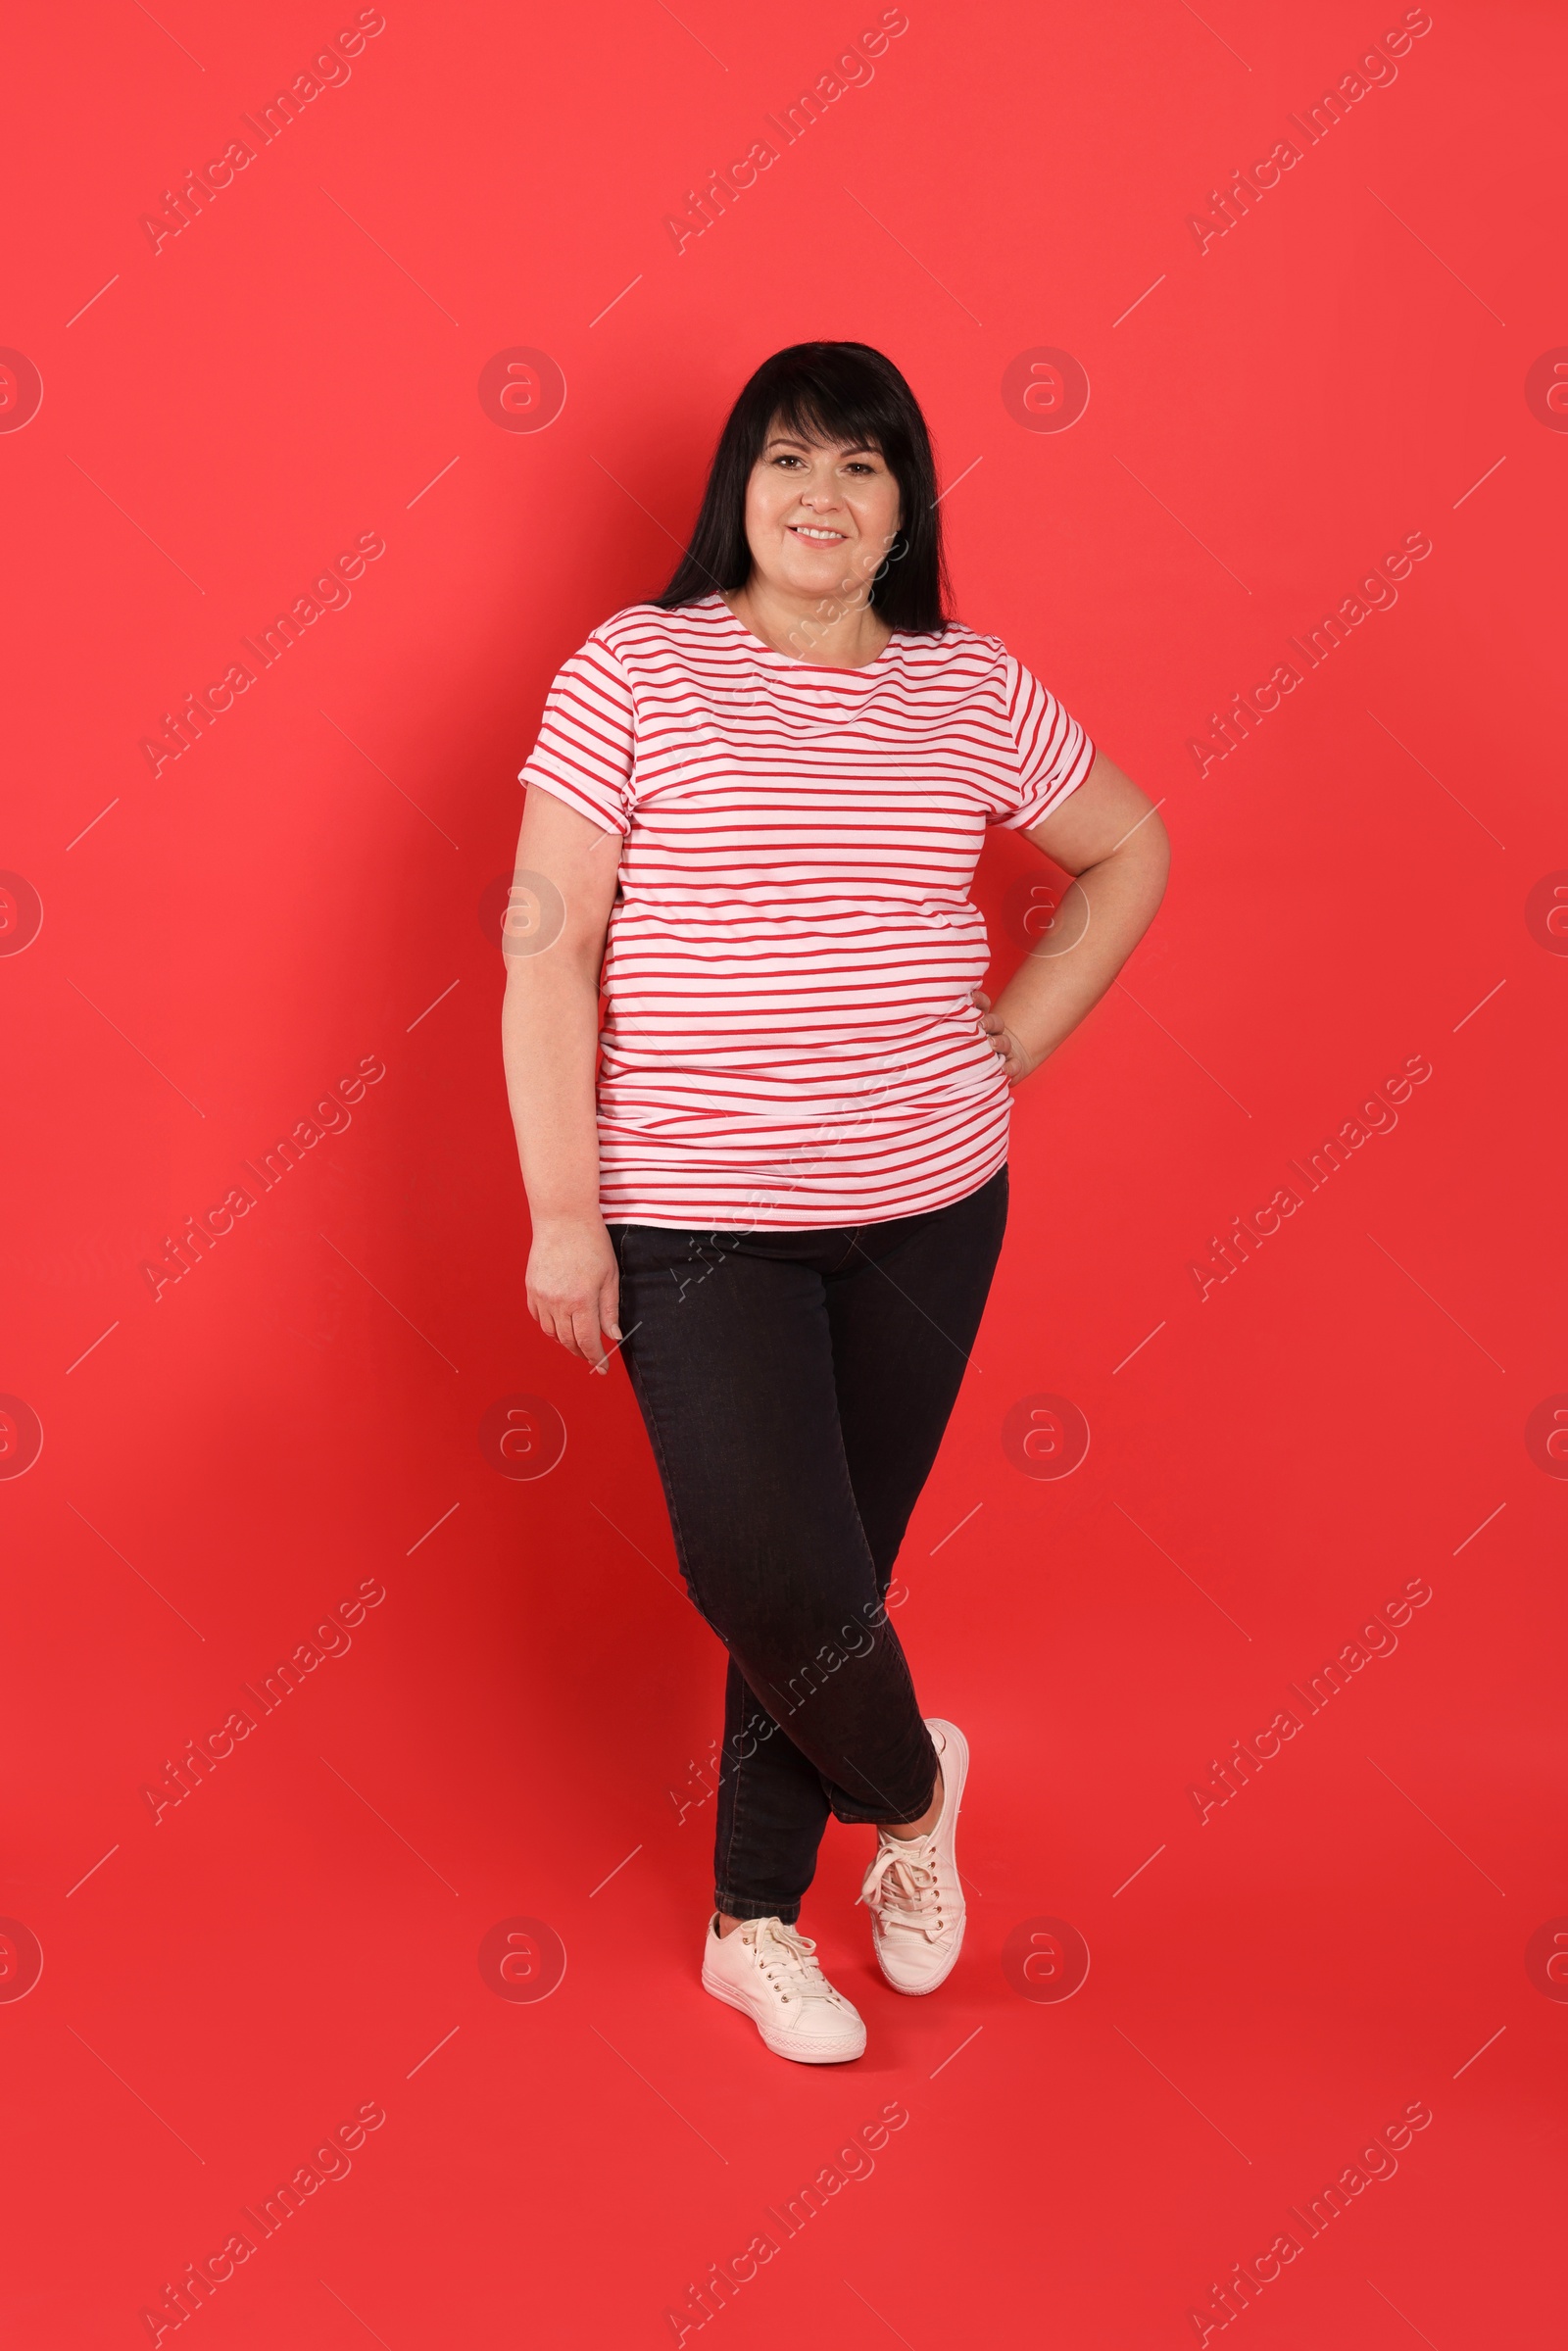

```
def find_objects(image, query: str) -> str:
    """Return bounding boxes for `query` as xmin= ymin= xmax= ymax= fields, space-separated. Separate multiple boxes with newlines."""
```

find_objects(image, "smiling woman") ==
xmin=503 ymin=339 xmax=1169 ymax=2067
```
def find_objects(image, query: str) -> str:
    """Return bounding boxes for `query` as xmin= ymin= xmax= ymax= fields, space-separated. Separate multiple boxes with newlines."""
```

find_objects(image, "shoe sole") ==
xmin=702 ymin=1972 xmax=866 ymax=2063
xmin=872 ymin=1718 xmax=969 ymax=1997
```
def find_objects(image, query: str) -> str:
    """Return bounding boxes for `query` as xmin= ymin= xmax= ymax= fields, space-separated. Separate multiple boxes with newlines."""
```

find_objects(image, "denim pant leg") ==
xmin=612 ymin=1223 xmax=938 ymax=1924
xmin=830 ymin=1166 xmax=1010 ymax=1589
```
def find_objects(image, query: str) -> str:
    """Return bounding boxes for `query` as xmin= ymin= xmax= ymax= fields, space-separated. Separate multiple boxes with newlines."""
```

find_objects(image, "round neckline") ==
xmin=709 ymin=591 xmax=901 ymax=678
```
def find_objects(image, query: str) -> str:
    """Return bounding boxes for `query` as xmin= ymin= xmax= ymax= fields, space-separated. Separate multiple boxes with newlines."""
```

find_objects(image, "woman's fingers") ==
xmin=528 ymin=1294 xmax=597 ymax=1364
xmin=568 ymin=1303 xmax=608 ymax=1370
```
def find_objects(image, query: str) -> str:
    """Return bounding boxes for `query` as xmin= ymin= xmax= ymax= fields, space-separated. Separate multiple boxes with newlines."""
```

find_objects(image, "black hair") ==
xmin=653 ymin=341 xmax=952 ymax=633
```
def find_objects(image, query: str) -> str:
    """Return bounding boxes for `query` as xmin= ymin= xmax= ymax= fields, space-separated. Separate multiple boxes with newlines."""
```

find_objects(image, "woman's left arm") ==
xmin=976 ymin=748 xmax=1170 ymax=1083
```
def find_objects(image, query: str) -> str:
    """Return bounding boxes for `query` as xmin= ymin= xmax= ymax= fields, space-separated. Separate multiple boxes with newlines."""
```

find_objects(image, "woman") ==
xmin=504 ymin=341 xmax=1167 ymax=2064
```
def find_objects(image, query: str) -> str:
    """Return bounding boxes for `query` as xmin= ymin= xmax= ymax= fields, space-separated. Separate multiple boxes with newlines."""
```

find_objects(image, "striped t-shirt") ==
xmin=517 ymin=592 xmax=1094 ymax=1229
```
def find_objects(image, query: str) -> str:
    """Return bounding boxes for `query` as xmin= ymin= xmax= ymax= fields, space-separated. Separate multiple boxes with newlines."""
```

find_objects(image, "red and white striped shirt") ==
xmin=518 ymin=592 xmax=1094 ymax=1228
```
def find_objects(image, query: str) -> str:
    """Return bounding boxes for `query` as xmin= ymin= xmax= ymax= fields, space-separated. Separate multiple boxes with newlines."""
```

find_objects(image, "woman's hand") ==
xmin=971 ymin=990 xmax=1041 ymax=1085
xmin=526 ymin=1213 xmax=622 ymax=1371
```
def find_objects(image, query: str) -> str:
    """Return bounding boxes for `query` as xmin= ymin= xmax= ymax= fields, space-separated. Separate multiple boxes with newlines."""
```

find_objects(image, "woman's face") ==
xmin=741 ymin=421 xmax=903 ymax=606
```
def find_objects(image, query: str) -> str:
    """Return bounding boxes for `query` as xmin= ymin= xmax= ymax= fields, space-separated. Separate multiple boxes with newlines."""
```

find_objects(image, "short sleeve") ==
xmin=990 ymin=651 xmax=1096 ymax=830
xmin=517 ymin=635 xmax=636 ymax=837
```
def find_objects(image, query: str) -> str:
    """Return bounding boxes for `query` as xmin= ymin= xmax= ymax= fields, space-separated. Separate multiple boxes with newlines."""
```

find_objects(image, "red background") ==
xmin=4 ymin=2 xmax=1565 ymax=2343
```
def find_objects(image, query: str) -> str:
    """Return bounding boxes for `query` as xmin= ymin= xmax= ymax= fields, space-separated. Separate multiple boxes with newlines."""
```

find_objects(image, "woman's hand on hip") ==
xmin=526 ymin=1214 xmax=622 ymax=1372
xmin=971 ymin=990 xmax=1040 ymax=1085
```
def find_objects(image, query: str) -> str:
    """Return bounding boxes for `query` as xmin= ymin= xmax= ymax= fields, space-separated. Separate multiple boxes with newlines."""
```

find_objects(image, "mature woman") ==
xmin=504 ymin=341 xmax=1167 ymax=2064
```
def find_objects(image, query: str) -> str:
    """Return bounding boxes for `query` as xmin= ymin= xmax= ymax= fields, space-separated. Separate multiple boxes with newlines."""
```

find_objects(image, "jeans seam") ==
xmin=717 ymin=1693 xmax=754 ymax=1916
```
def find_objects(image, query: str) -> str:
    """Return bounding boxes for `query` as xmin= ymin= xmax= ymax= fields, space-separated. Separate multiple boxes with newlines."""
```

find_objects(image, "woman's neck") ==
xmin=723 ymin=579 xmax=892 ymax=670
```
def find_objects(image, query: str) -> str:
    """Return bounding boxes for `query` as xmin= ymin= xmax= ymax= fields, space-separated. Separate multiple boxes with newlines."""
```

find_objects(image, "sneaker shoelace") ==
xmin=861 ymin=1836 xmax=947 ymax=1941
xmin=744 ymin=1918 xmax=845 ymax=2006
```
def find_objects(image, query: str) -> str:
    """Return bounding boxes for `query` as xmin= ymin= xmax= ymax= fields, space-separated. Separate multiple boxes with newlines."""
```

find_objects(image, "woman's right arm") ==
xmin=501 ymin=788 xmax=624 ymax=1371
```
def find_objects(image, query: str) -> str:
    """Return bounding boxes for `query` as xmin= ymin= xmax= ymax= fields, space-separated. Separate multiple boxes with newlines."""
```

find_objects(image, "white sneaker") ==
xmin=701 ymin=1914 xmax=866 ymax=2064
xmin=859 ymin=1718 xmax=968 ymax=1995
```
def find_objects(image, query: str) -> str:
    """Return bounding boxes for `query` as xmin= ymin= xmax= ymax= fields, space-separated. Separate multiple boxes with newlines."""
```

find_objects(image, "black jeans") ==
xmin=610 ymin=1165 xmax=1007 ymax=1923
